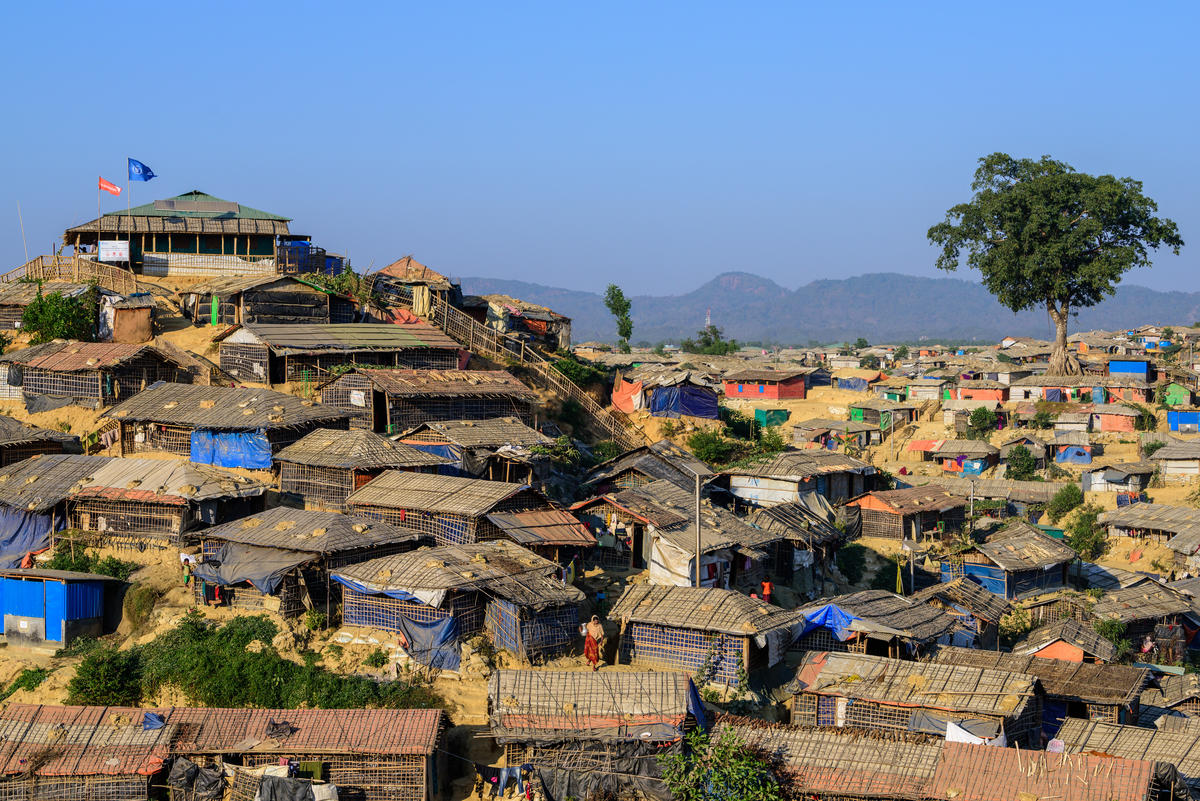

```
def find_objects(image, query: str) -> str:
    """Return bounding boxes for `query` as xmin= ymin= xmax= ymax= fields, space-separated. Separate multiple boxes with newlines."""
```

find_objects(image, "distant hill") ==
xmin=460 ymin=271 xmax=1200 ymax=345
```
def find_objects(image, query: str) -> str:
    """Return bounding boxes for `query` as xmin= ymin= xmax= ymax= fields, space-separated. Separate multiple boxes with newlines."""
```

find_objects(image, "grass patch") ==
xmin=123 ymin=584 xmax=163 ymax=632
xmin=67 ymin=613 xmax=444 ymax=710
xmin=43 ymin=542 xmax=140 ymax=581
xmin=0 ymin=668 xmax=50 ymax=702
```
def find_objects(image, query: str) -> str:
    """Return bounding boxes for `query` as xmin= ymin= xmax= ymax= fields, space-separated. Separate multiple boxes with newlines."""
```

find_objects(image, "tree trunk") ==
xmin=1046 ymin=301 xmax=1082 ymax=376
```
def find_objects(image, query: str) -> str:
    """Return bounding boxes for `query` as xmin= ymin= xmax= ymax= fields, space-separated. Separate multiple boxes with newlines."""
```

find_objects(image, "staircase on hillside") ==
xmin=401 ymin=291 xmax=645 ymax=450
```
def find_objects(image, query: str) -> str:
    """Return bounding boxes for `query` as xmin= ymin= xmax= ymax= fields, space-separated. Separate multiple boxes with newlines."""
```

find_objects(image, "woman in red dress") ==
xmin=583 ymin=615 xmax=605 ymax=670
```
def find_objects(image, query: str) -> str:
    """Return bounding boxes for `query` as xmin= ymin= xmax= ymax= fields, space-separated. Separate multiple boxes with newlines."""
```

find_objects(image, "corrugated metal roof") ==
xmin=0 ymin=567 xmax=121 ymax=582
xmin=106 ymin=383 xmax=349 ymax=430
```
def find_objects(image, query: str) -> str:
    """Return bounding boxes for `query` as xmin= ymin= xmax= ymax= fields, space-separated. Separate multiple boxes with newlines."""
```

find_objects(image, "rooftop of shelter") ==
xmin=69 ymin=458 xmax=267 ymax=505
xmin=199 ymin=507 xmax=424 ymax=554
xmin=930 ymin=439 xmax=999 ymax=457
xmin=333 ymin=541 xmax=582 ymax=610
xmin=722 ymin=368 xmax=807 ymax=382
xmin=399 ymin=417 xmax=551 ymax=449
xmin=488 ymin=670 xmax=697 ymax=742
xmin=1091 ymin=581 xmax=1196 ymax=623
xmin=0 ymin=341 xmax=180 ymax=371
xmin=1011 ymin=617 xmax=1118 ymax=662
xmin=275 ymin=428 xmax=450 ymax=470
xmin=970 ymin=520 xmax=1078 ymax=571
xmin=609 ymin=583 xmax=803 ymax=637
xmin=719 ymin=448 xmax=873 ymax=479
xmin=583 ymin=439 xmax=713 ymax=488
xmin=911 ymin=577 xmax=1012 ymax=623
xmin=335 ymin=369 xmax=536 ymax=398
xmin=376 ymin=256 xmax=456 ymax=290
xmin=64 ymin=191 xmax=291 ymax=236
xmin=846 ymin=486 xmax=967 ymax=515
xmin=106 ymin=383 xmax=348 ymax=430
xmin=0 ymin=454 xmax=111 ymax=512
xmin=217 ymin=322 xmax=459 ymax=352
xmin=930 ymin=646 xmax=1148 ymax=705
xmin=346 ymin=470 xmax=536 ymax=516
xmin=788 ymin=651 xmax=1035 ymax=718
xmin=802 ymin=589 xmax=964 ymax=644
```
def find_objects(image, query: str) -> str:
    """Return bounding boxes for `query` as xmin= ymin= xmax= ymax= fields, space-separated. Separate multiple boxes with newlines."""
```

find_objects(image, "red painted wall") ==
xmin=724 ymin=377 xmax=806 ymax=400
xmin=1032 ymin=640 xmax=1085 ymax=663
xmin=953 ymin=388 xmax=1007 ymax=401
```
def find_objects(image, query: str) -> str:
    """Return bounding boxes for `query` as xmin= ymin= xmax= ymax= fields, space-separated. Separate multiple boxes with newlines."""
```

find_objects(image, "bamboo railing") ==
xmin=0 ymin=255 xmax=139 ymax=295
xmin=415 ymin=292 xmax=644 ymax=449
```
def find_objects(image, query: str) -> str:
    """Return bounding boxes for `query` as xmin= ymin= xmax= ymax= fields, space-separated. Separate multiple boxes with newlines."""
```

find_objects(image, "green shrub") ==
xmin=758 ymin=426 xmax=786 ymax=453
xmin=0 ymin=668 xmax=50 ymax=702
xmin=967 ymin=406 xmax=998 ymax=439
xmin=68 ymin=646 xmax=142 ymax=706
xmin=589 ymin=440 xmax=623 ymax=463
xmin=123 ymin=584 xmax=162 ymax=632
xmin=553 ymin=356 xmax=607 ymax=387
xmin=325 ymin=642 xmax=344 ymax=657
xmin=1047 ymin=484 xmax=1084 ymax=523
xmin=1143 ymin=439 xmax=1167 ymax=458
xmin=304 ymin=608 xmax=327 ymax=631
xmin=557 ymin=399 xmax=586 ymax=431
xmin=686 ymin=430 xmax=738 ymax=465
xmin=363 ymin=649 xmax=388 ymax=668
xmin=1031 ymin=410 xmax=1054 ymax=429
xmin=659 ymin=727 xmax=781 ymax=801
xmin=1065 ymin=503 xmax=1106 ymax=560
xmin=43 ymin=542 xmax=139 ymax=581
xmin=21 ymin=284 xmax=100 ymax=344
xmin=1004 ymin=445 xmax=1037 ymax=481
xmin=1093 ymin=618 xmax=1131 ymax=659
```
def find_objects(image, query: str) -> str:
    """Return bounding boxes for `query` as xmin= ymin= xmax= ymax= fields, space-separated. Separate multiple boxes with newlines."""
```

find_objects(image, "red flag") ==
xmin=98 ymin=176 xmax=121 ymax=196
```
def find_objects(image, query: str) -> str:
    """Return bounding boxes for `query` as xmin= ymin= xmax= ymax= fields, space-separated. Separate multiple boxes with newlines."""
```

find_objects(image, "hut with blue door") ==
xmin=940 ymin=520 xmax=1076 ymax=600
xmin=0 ymin=568 xmax=118 ymax=648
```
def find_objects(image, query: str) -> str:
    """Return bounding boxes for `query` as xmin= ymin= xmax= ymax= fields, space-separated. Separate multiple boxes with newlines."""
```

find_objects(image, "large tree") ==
xmin=928 ymin=153 xmax=1183 ymax=375
xmin=603 ymin=283 xmax=633 ymax=353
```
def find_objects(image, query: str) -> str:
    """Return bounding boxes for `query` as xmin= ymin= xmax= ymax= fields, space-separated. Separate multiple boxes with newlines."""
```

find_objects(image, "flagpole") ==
xmin=126 ymin=160 xmax=133 ymax=267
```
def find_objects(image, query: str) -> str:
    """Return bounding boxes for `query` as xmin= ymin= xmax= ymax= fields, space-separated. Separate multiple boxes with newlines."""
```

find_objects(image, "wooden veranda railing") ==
xmin=385 ymin=286 xmax=645 ymax=449
xmin=0 ymin=255 xmax=139 ymax=295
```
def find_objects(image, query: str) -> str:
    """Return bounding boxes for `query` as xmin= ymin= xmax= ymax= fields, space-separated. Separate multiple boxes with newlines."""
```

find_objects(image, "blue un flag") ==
xmin=128 ymin=158 xmax=156 ymax=182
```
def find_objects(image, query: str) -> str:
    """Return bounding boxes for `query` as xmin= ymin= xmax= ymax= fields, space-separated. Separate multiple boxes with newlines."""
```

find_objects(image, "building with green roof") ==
xmin=64 ymin=190 xmax=301 ymax=277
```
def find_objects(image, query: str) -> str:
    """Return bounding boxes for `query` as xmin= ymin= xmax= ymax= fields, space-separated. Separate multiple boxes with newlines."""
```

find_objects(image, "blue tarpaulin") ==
xmin=648 ymin=385 xmax=719 ymax=419
xmin=331 ymin=576 xmax=461 ymax=669
xmin=1056 ymin=446 xmax=1092 ymax=464
xmin=1045 ymin=388 xmax=1066 ymax=402
xmin=798 ymin=604 xmax=861 ymax=642
xmin=190 ymin=430 xmax=271 ymax=469
xmin=0 ymin=506 xmax=57 ymax=568
xmin=837 ymin=377 xmax=869 ymax=392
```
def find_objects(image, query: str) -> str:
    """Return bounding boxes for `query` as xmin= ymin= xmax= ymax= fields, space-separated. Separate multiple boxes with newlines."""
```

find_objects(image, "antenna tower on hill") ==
xmin=705 ymin=308 xmax=711 ymax=328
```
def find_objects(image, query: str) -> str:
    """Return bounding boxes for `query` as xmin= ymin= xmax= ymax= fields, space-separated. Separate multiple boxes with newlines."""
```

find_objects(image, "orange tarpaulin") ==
xmin=611 ymin=379 xmax=644 ymax=414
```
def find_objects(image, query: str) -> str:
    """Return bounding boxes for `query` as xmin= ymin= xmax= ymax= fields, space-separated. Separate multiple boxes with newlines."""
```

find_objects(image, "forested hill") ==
xmin=460 ymin=272 xmax=1200 ymax=345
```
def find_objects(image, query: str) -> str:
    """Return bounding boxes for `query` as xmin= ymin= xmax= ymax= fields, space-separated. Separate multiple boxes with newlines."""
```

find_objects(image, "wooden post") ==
xmin=117 ymin=421 xmax=125 ymax=457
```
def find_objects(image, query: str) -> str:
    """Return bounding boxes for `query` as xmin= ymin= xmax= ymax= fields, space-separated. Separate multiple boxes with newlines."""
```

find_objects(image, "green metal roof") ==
xmin=100 ymin=190 xmax=290 ymax=221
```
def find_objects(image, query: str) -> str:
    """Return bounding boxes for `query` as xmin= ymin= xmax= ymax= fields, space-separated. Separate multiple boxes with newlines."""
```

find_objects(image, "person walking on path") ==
xmin=583 ymin=615 xmax=605 ymax=670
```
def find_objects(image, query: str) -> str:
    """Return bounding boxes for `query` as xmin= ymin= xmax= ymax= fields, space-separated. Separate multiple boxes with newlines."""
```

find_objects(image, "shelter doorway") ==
xmin=632 ymin=524 xmax=647 ymax=569
xmin=372 ymin=391 xmax=388 ymax=433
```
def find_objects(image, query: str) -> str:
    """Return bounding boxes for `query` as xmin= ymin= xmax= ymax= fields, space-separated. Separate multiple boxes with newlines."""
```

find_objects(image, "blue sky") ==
xmin=1 ymin=2 xmax=1195 ymax=295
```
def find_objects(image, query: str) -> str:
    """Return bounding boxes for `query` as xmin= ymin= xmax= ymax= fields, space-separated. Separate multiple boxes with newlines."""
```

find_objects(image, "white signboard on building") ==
xmin=98 ymin=241 xmax=130 ymax=262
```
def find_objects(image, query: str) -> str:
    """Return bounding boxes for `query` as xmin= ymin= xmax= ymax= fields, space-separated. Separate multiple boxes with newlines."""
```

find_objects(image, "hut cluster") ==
xmin=5 ymin=191 xmax=1200 ymax=801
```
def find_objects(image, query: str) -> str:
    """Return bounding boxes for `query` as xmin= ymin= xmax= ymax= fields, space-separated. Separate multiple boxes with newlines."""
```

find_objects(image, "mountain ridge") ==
xmin=460 ymin=271 xmax=1200 ymax=344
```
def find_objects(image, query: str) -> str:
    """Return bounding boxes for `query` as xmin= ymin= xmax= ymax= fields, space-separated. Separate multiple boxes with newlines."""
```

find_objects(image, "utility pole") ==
xmin=694 ymin=472 xmax=703 ymax=588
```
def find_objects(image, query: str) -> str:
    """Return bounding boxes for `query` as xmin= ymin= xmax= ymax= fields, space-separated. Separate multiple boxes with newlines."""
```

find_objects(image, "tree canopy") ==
xmin=682 ymin=325 xmax=738 ymax=355
xmin=603 ymin=284 xmax=633 ymax=353
xmin=928 ymin=153 xmax=1183 ymax=374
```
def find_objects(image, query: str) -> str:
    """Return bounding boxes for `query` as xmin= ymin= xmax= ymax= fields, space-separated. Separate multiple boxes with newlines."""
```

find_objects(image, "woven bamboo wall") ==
xmin=122 ymin=422 xmax=194 ymax=456
xmin=342 ymin=587 xmax=486 ymax=637
xmin=860 ymin=508 xmax=903 ymax=539
xmin=280 ymin=462 xmax=357 ymax=511
xmin=384 ymin=397 xmax=535 ymax=433
xmin=70 ymin=498 xmax=189 ymax=539
xmin=620 ymin=622 xmax=746 ymax=686
xmin=219 ymin=343 xmax=270 ymax=382
xmin=235 ymin=755 xmax=430 ymax=801
xmin=484 ymin=599 xmax=579 ymax=662
xmin=0 ymin=774 xmax=150 ymax=801
xmin=0 ymin=440 xmax=66 ymax=466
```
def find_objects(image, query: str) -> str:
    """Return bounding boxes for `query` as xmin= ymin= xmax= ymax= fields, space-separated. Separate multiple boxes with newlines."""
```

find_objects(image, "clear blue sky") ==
xmin=1 ymin=2 xmax=1195 ymax=295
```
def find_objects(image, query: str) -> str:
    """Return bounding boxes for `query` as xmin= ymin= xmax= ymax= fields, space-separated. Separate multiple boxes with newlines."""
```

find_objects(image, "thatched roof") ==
xmin=0 ymin=454 xmax=108 ymax=512
xmin=788 ymin=651 xmax=1035 ymax=719
xmin=1142 ymin=673 xmax=1200 ymax=710
xmin=930 ymin=439 xmax=999 ymax=458
xmin=1101 ymin=504 xmax=1200 ymax=555
xmin=1056 ymin=718 xmax=1200 ymax=792
xmin=400 ymin=417 xmax=551 ymax=449
xmin=609 ymin=584 xmax=803 ymax=637
xmin=69 ymin=458 xmax=267 ymax=505
xmin=846 ymin=486 xmax=966 ymax=515
xmin=199 ymin=507 xmax=424 ymax=554
xmin=0 ymin=415 xmax=77 ymax=448
xmin=748 ymin=500 xmax=844 ymax=550
xmin=333 ymin=368 xmax=536 ymax=399
xmin=218 ymin=322 xmax=459 ymax=353
xmin=105 ymin=383 xmax=348 ymax=431
xmin=332 ymin=541 xmax=582 ymax=610
xmin=803 ymin=590 xmax=964 ymax=644
xmin=911 ymin=578 xmax=1012 ymax=624
xmin=488 ymin=670 xmax=697 ymax=743
xmin=909 ymin=476 xmax=1066 ymax=504
xmin=484 ymin=509 xmax=595 ymax=547
xmin=929 ymin=646 xmax=1147 ymax=706
xmin=64 ymin=191 xmax=291 ymax=238
xmin=1092 ymin=582 xmax=1195 ymax=624
xmin=971 ymin=520 xmax=1077 ymax=571
xmin=722 ymin=368 xmax=807 ymax=383
xmin=275 ymin=428 xmax=449 ymax=470
xmin=1011 ymin=618 xmax=1118 ymax=662
xmin=346 ymin=471 xmax=540 ymax=516
xmin=720 ymin=449 xmax=873 ymax=480
xmin=0 ymin=341 xmax=182 ymax=372
xmin=376 ymin=256 xmax=455 ymax=291
xmin=724 ymin=720 xmax=1157 ymax=801
xmin=583 ymin=439 xmax=713 ymax=489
